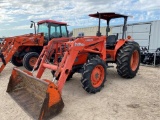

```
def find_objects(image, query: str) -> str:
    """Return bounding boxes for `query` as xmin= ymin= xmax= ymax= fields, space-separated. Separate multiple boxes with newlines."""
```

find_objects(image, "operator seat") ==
xmin=106 ymin=34 xmax=118 ymax=49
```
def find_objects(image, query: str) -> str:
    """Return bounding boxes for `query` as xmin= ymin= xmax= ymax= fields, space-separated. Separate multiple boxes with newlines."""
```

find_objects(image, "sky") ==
xmin=0 ymin=0 xmax=160 ymax=37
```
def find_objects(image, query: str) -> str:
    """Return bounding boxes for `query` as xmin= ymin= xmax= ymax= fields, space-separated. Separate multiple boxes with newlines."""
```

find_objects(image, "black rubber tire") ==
xmin=23 ymin=52 xmax=39 ymax=71
xmin=81 ymin=56 xmax=107 ymax=94
xmin=11 ymin=56 xmax=23 ymax=66
xmin=116 ymin=41 xmax=140 ymax=79
xmin=66 ymin=72 xmax=74 ymax=81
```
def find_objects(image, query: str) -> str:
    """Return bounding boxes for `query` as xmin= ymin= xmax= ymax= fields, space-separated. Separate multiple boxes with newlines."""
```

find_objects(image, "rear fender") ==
xmin=113 ymin=40 xmax=126 ymax=60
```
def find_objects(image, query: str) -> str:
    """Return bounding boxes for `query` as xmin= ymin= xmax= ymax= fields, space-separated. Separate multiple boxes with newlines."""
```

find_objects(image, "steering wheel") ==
xmin=44 ymin=33 xmax=49 ymax=37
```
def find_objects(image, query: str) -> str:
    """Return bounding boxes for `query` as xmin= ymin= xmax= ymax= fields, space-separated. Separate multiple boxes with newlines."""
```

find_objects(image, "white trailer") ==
xmin=112 ymin=20 xmax=160 ymax=52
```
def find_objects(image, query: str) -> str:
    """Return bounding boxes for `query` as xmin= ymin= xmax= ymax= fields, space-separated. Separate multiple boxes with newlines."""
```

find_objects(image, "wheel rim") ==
xmin=15 ymin=57 xmax=22 ymax=63
xmin=130 ymin=50 xmax=139 ymax=71
xmin=29 ymin=57 xmax=37 ymax=67
xmin=91 ymin=65 xmax=105 ymax=88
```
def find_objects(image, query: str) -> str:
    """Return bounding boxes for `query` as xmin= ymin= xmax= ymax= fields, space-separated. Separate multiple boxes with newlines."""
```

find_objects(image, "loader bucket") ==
xmin=7 ymin=68 xmax=64 ymax=120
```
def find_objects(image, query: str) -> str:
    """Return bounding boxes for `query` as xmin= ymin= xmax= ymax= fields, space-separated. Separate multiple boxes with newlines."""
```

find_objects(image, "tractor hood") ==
xmin=4 ymin=33 xmax=44 ymax=46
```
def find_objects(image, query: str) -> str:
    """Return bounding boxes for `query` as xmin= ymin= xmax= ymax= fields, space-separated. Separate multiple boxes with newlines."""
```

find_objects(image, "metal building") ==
xmin=73 ymin=26 xmax=112 ymax=37
xmin=73 ymin=20 xmax=160 ymax=52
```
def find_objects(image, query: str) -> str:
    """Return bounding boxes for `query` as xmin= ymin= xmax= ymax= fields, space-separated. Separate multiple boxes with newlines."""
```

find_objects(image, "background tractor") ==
xmin=7 ymin=12 xmax=140 ymax=120
xmin=0 ymin=20 xmax=69 ymax=73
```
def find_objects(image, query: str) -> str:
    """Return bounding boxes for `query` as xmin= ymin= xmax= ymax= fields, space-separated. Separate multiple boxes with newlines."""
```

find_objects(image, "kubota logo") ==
xmin=74 ymin=43 xmax=84 ymax=46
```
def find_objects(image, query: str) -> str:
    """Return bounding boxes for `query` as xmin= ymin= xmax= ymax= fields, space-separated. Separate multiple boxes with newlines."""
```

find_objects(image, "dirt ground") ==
xmin=0 ymin=63 xmax=160 ymax=120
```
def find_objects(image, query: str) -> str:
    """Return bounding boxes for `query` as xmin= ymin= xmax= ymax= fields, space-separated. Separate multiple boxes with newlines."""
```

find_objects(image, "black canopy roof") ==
xmin=89 ymin=12 xmax=132 ymax=20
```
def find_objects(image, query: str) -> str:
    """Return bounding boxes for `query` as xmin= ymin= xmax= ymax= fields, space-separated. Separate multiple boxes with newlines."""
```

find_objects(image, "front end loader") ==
xmin=7 ymin=36 xmax=107 ymax=119
xmin=0 ymin=20 xmax=69 ymax=73
xmin=7 ymin=12 xmax=140 ymax=120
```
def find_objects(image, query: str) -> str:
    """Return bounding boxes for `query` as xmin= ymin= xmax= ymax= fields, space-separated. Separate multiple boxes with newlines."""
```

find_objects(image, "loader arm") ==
xmin=32 ymin=37 xmax=70 ymax=73
xmin=37 ymin=48 xmax=79 ymax=92
xmin=35 ymin=36 xmax=106 ymax=92
xmin=32 ymin=37 xmax=78 ymax=92
xmin=0 ymin=38 xmax=12 ymax=52
xmin=0 ymin=40 xmax=20 ymax=73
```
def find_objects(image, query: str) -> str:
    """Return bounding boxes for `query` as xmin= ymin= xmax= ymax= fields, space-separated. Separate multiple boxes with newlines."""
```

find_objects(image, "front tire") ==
xmin=23 ymin=52 xmax=39 ymax=71
xmin=11 ymin=56 xmax=23 ymax=66
xmin=116 ymin=41 xmax=140 ymax=78
xmin=81 ymin=56 xmax=107 ymax=93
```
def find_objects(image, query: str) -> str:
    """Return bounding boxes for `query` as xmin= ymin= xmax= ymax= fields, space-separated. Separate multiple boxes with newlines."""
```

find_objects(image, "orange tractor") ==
xmin=7 ymin=12 xmax=140 ymax=120
xmin=0 ymin=20 xmax=69 ymax=73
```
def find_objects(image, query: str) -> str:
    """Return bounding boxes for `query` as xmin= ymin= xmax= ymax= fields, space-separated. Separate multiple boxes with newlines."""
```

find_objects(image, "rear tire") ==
xmin=81 ymin=56 xmax=107 ymax=93
xmin=23 ymin=52 xmax=39 ymax=71
xmin=11 ymin=56 xmax=23 ymax=66
xmin=116 ymin=41 xmax=140 ymax=78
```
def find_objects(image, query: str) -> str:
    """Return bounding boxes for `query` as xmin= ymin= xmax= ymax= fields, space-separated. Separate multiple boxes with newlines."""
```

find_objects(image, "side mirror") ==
xmin=30 ymin=21 xmax=36 ymax=34
xmin=30 ymin=23 xmax=33 ymax=28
